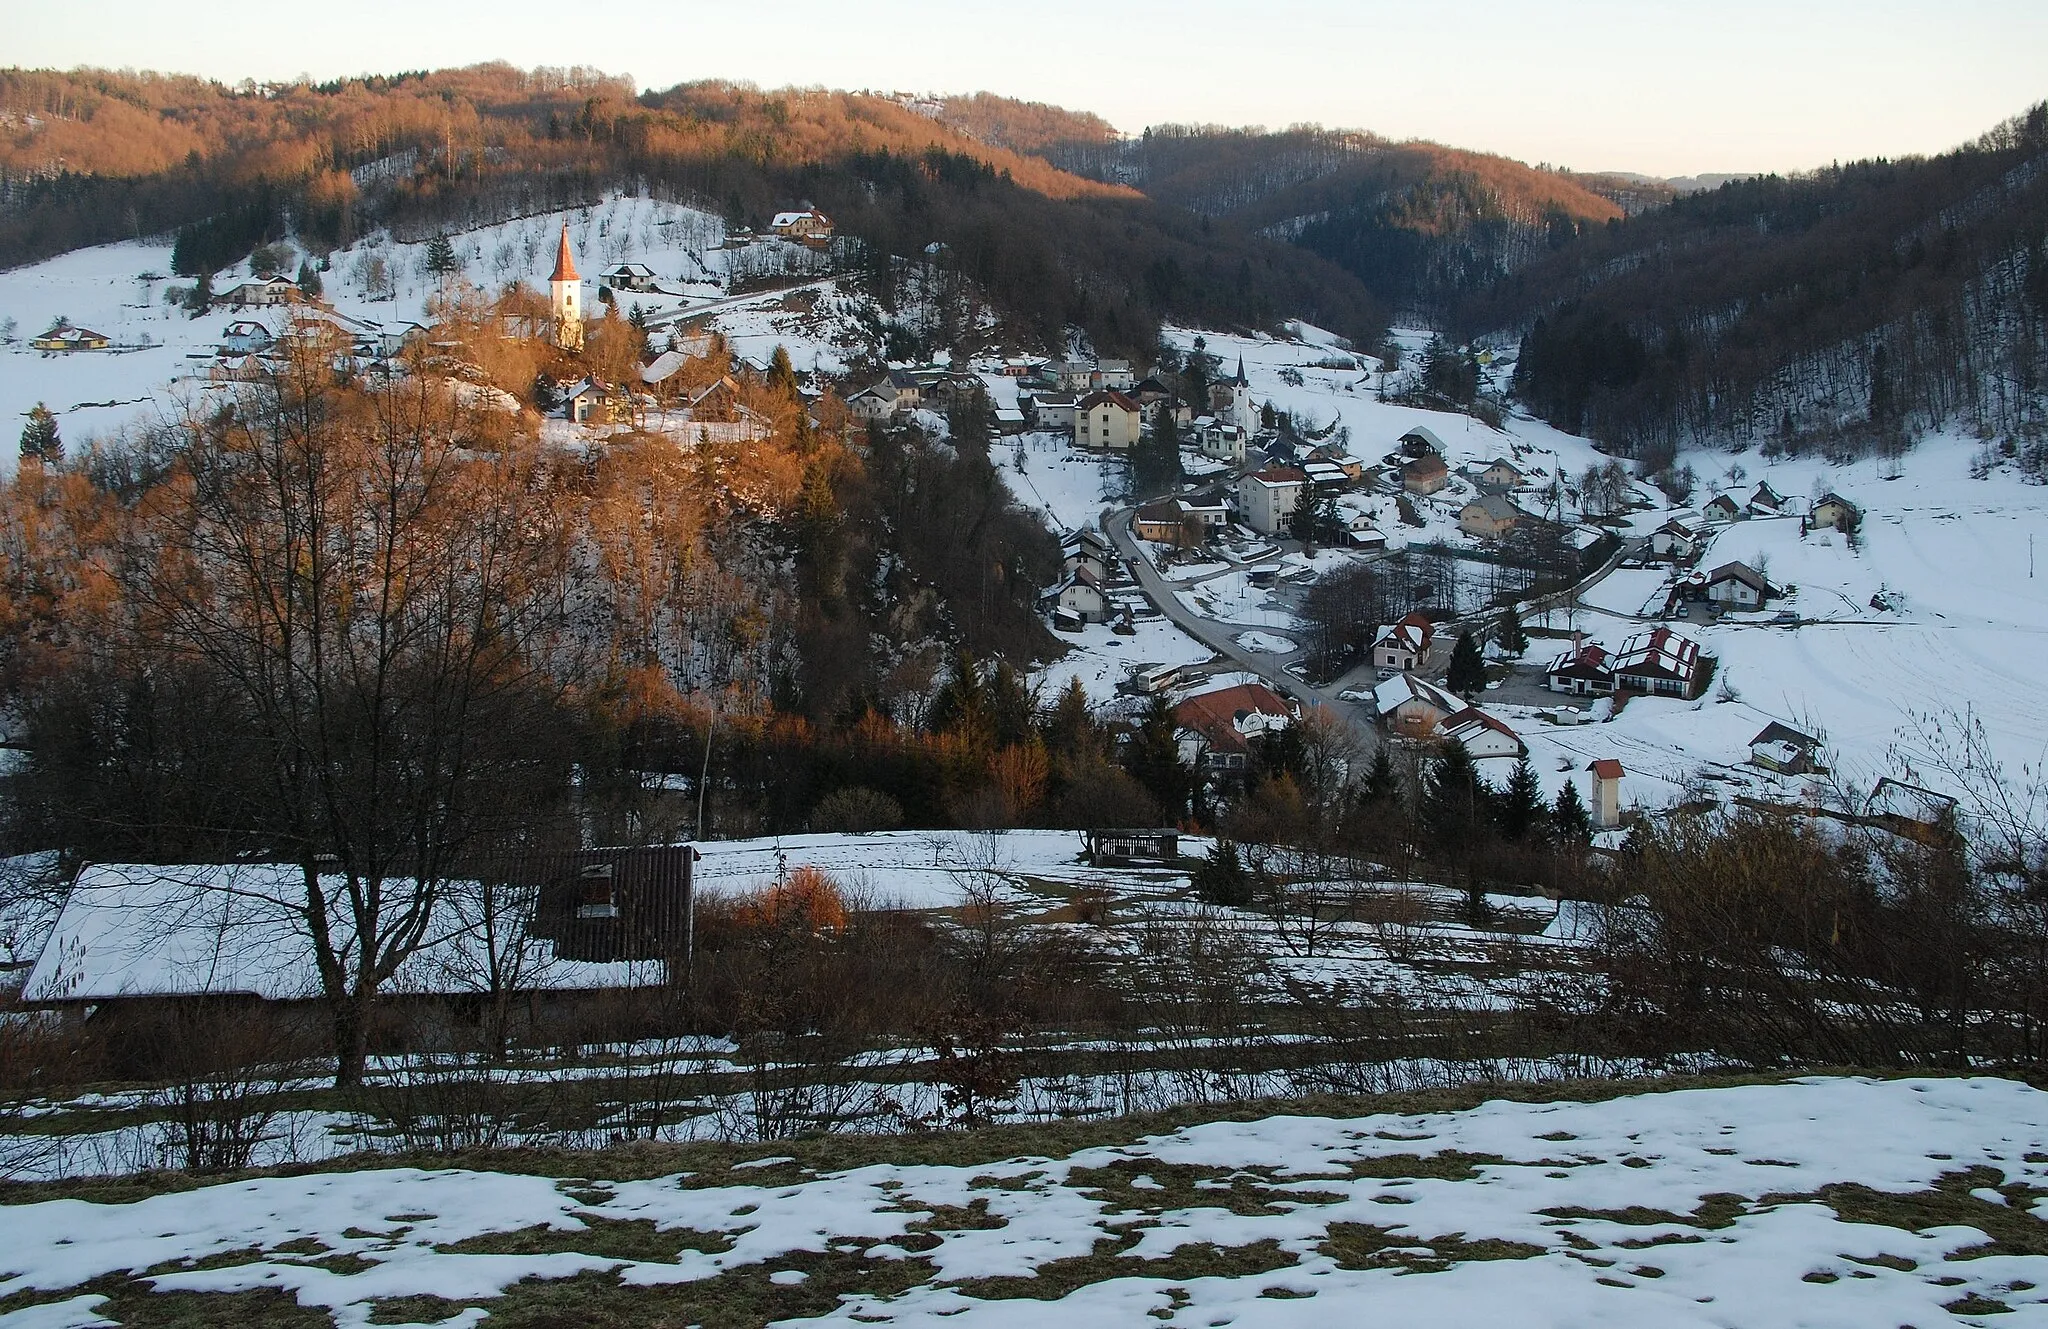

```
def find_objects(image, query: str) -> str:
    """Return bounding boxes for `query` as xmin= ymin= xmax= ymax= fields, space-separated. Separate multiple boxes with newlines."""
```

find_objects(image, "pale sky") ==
xmin=13 ymin=0 xmax=2046 ymax=176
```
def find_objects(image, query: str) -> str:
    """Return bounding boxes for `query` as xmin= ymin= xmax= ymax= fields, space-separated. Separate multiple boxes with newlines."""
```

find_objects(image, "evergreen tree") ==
xmin=1362 ymin=743 xmax=1400 ymax=805
xmin=1041 ymin=676 xmax=1100 ymax=769
xmin=1551 ymin=780 xmax=1593 ymax=846
xmin=1124 ymin=693 xmax=1191 ymax=822
xmin=296 ymin=259 xmax=323 ymax=299
xmin=425 ymin=232 xmax=459 ymax=278
xmin=947 ymin=388 xmax=996 ymax=452
xmin=1133 ymin=400 xmax=1182 ymax=493
xmin=1447 ymin=630 xmax=1486 ymax=694
xmin=531 ymin=373 xmax=561 ymax=414
xmin=18 ymin=402 xmax=60 ymax=465
xmin=185 ymin=271 xmax=213 ymax=314
xmin=1288 ymin=489 xmax=1318 ymax=547
xmin=767 ymin=345 xmax=800 ymax=399
xmin=1495 ymin=756 xmax=1545 ymax=841
xmin=1421 ymin=739 xmax=1489 ymax=852
xmin=1191 ymin=839 xmax=1254 ymax=907
xmin=1498 ymin=605 xmax=1528 ymax=658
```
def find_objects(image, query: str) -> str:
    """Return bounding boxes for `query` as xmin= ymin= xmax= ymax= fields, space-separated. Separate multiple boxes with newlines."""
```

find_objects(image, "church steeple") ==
xmin=1234 ymin=355 xmax=1249 ymax=387
xmin=549 ymin=223 xmax=583 ymax=350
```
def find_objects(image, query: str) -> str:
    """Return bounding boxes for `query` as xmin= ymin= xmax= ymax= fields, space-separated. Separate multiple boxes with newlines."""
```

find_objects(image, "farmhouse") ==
xmin=1440 ymin=706 xmax=1525 ymax=760
xmin=1610 ymin=626 xmax=1706 ymax=697
xmin=1747 ymin=480 xmax=1785 ymax=516
xmin=1372 ymin=612 xmax=1435 ymax=671
xmin=30 ymin=324 xmax=111 ymax=351
xmin=1810 ymin=493 xmax=1861 ymax=530
xmin=1749 ymin=721 xmax=1821 ymax=775
xmin=1372 ymin=671 xmax=1462 ymax=738
xmin=1545 ymin=641 xmax=1614 ymax=696
xmin=1703 ymin=493 xmax=1744 ymax=523
xmin=219 ymin=320 xmax=274 ymax=354
xmin=1705 ymin=560 xmax=1774 ymax=610
xmin=1235 ymin=466 xmax=1309 ymax=535
xmin=1195 ymin=419 xmax=1248 ymax=463
xmin=1458 ymin=493 xmax=1524 ymax=540
xmin=1075 ymin=390 xmax=1144 ymax=450
xmin=1399 ymin=425 xmax=1447 ymax=457
xmin=1047 ymin=565 xmax=1114 ymax=624
xmin=1061 ymin=528 xmax=1117 ymax=581
xmin=601 ymin=262 xmax=658 ymax=292
xmin=563 ymin=377 xmax=630 ymax=425
xmin=1401 ymin=454 xmax=1449 ymax=495
xmin=1478 ymin=457 xmax=1526 ymax=489
xmin=769 ymin=210 xmax=835 ymax=242
xmin=1173 ymin=682 xmax=1294 ymax=770
xmin=218 ymin=274 xmax=303 ymax=307
xmin=1025 ymin=391 xmax=1077 ymax=432
xmin=1650 ymin=516 xmax=1702 ymax=561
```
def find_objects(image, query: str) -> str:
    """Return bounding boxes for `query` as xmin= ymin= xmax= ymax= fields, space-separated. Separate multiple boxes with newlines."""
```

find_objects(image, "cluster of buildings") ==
xmin=1545 ymin=626 xmax=1712 ymax=699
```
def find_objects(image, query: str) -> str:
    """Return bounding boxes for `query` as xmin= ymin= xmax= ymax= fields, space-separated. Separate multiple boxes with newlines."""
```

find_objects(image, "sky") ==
xmin=12 ymin=0 xmax=2047 ymax=176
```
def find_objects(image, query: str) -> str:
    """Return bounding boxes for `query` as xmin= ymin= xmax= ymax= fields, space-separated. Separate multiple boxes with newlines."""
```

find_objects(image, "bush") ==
xmin=1192 ymin=840 xmax=1255 ymax=907
xmin=811 ymin=786 xmax=905 ymax=833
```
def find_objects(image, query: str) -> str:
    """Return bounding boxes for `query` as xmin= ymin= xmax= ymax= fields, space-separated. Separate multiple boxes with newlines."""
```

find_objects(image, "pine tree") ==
xmin=296 ymin=259 xmax=323 ymax=299
xmin=425 ymin=233 xmax=459 ymax=278
xmin=531 ymin=373 xmax=561 ymax=414
xmin=1447 ymin=630 xmax=1486 ymax=694
xmin=1551 ymin=780 xmax=1592 ymax=846
xmin=185 ymin=271 xmax=213 ymax=314
xmin=1495 ymin=757 xmax=1544 ymax=841
xmin=1192 ymin=839 xmax=1254 ymax=907
xmin=1498 ymin=605 xmax=1528 ymax=658
xmin=1421 ymin=739 xmax=1489 ymax=852
xmin=1124 ymin=693 xmax=1190 ymax=822
xmin=1041 ymin=676 xmax=1100 ymax=769
xmin=768 ymin=345 xmax=800 ymax=399
xmin=1363 ymin=743 xmax=1400 ymax=805
xmin=18 ymin=402 xmax=60 ymax=465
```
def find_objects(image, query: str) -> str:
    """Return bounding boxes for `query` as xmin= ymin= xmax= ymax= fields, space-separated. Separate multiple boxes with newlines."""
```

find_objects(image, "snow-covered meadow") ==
xmin=4 ymin=1076 xmax=2045 ymax=1328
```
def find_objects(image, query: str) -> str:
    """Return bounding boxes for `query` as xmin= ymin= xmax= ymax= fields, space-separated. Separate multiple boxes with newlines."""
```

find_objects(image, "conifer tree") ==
xmin=296 ymin=259 xmax=323 ymax=299
xmin=1447 ymin=630 xmax=1486 ymax=694
xmin=1124 ymin=693 xmax=1191 ymax=821
xmin=18 ymin=402 xmax=60 ymax=465
xmin=1192 ymin=839 xmax=1254 ymax=907
xmin=768 ymin=345 xmax=800 ymax=399
xmin=1362 ymin=742 xmax=1400 ymax=805
xmin=1498 ymin=604 xmax=1528 ymax=657
xmin=1495 ymin=756 xmax=1545 ymax=841
xmin=1551 ymin=780 xmax=1593 ymax=846
xmin=1421 ymin=738 xmax=1489 ymax=852
xmin=425 ymin=232 xmax=459 ymax=278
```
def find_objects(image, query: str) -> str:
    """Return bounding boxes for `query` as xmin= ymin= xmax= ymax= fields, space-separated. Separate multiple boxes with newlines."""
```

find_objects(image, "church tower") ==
xmin=1229 ymin=355 xmax=1254 ymax=430
xmin=549 ymin=224 xmax=583 ymax=351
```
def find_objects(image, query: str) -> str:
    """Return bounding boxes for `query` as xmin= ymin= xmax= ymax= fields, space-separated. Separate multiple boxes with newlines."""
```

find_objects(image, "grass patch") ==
xmin=1788 ymin=1168 xmax=2048 ymax=1259
xmin=1320 ymin=1222 xmax=1545 ymax=1273
xmin=433 ymin=1215 xmax=735 ymax=1261
xmin=953 ymin=1234 xmax=1296 ymax=1300
xmin=1066 ymin=1160 xmax=1345 ymax=1216
xmin=367 ymin=1294 xmax=473 ymax=1324
xmin=459 ymin=1249 xmax=934 ymax=1328
xmin=11 ymin=1280 xmax=331 ymax=1328
xmin=1540 ymin=1194 xmax=1749 ymax=1230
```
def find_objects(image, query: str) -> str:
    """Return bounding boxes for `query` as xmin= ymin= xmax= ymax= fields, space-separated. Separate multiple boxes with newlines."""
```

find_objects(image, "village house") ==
xmin=1749 ymin=721 xmax=1821 ymax=775
xmin=1062 ymin=528 xmax=1117 ymax=581
xmin=218 ymin=274 xmax=304 ymax=308
xmin=1134 ymin=499 xmax=1198 ymax=545
xmin=1173 ymin=682 xmax=1295 ymax=771
xmin=997 ymin=356 xmax=1046 ymax=378
xmin=1545 ymin=640 xmax=1615 ymax=695
xmin=1195 ymin=418 xmax=1248 ymax=463
xmin=769 ymin=210 xmax=835 ymax=242
xmin=1705 ymin=560 xmax=1774 ymax=610
xmin=1075 ymin=389 xmax=1144 ymax=450
xmin=1025 ymin=391 xmax=1077 ymax=432
xmin=1348 ymin=517 xmax=1388 ymax=550
xmin=1610 ymin=626 xmax=1706 ymax=698
xmin=1046 ymin=564 xmax=1114 ymax=625
xmin=601 ymin=262 xmax=659 ymax=292
xmin=1440 ymin=706 xmax=1525 ymax=760
xmin=1649 ymin=515 xmax=1702 ymax=562
xmin=1235 ymin=466 xmax=1309 ymax=535
xmin=1458 ymin=493 xmax=1524 ymax=541
xmin=1703 ymin=492 xmax=1744 ymax=523
xmin=1303 ymin=460 xmax=1351 ymax=490
xmin=30 ymin=324 xmax=111 ymax=351
xmin=1747 ymin=480 xmax=1786 ymax=516
xmin=1398 ymin=425 xmax=1447 ymax=457
xmin=1810 ymin=492 xmax=1861 ymax=531
xmin=563 ymin=378 xmax=630 ymax=425
xmin=1044 ymin=359 xmax=1097 ymax=393
xmin=1401 ymin=453 xmax=1450 ymax=495
xmin=1094 ymin=359 xmax=1136 ymax=391
xmin=1372 ymin=612 xmax=1435 ymax=672
xmin=1308 ymin=447 xmax=1366 ymax=482
xmin=1372 ymin=671 xmax=1463 ymax=738
xmin=1478 ymin=457 xmax=1527 ymax=489
xmin=218 ymin=320 xmax=273 ymax=355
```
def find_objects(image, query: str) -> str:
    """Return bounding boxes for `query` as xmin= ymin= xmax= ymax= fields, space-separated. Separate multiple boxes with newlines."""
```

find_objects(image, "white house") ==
xmin=1075 ymin=390 xmax=1144 ymax=450
xmin=1705 ymin=560 xmax=1773 ymax=610
xmin=1195 ymin=418 xmax=1248 ymax=463
xmin=1372 ymin=613 xmax=1435 ymax=671
xmin=1050 ymin=566 xmax=1114 ymax=624
xmin=219 ymin=320 xmax=273 ymax=355
xmin=602 ymin=262 xmax=658 ymax=292
xmin=1235 ymin=466 xmax=1308 ymax=535
xmin=1027 ymin=391 xmax=1077 ymax=432
xmin=1440 ymin=707 xmax=1525 ymax=760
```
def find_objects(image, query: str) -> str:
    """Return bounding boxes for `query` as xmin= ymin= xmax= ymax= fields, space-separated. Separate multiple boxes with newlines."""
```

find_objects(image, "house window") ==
xmin=575 ymin=864 xmax=618 ymax=919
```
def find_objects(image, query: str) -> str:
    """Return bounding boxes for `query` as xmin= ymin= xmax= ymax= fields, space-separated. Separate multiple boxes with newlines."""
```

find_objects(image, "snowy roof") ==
xmin=1372 ymin=671 xmax=1459 ymax=715
xmin=1244 ymin=465 xmax=1308 ymax=487
xmin=23 ymin=863 xmax=662 ymax=1003
xmin=1750 ymin=721 xmax=1817 ymax=751
xmin=1867 ymin=778 xmax=1958 ymax=825
xmin=1707 ymin=561 xmax=1772 ymax=595
xmin=1441 ymin=706 xmax=1521 ymax=748
xmin=1612 ymin=627 xmax=1702 ymax=680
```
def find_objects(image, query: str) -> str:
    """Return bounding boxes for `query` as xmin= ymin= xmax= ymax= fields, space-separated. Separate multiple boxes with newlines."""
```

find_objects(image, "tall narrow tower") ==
xmin=549 ymin=223 xmax=583 ymax=351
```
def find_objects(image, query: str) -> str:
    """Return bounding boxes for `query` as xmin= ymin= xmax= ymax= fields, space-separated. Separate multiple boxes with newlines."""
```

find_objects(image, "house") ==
xmin=1235 ymin=466 xmax=1309 ymax=535
xmin=1399 ymin=425 xmax=1446 ymax=457
xmin=219 ymin=320 xmax=273 ymax=355
xmin=1026 ymin=391 xmax=1077 ymax=432
xmin=1401 ymin=454 xmax=1449 ymax=495
xmin=1075 ymin=390 xmax=1144 ymax=450
xmin=1703 ymin=493 xmax=1744 ymax=523
xmin=218 ymin=274 xmax=303 ymax=307
xmin=209 ymin=353 xmax=271 ymax=383
xmin=1545 ymin=641 xmax=1615 ymax=696
xmin=1440 ymin=707 xmax=1525 ymax=760
xmin=1062 ymin=528 xmax=1116 ymax=581
xmin=1348 ymin=518 xmax=1388 ymax=550
xmin=1084 ymin=828 xmax=1179 ymax=865
xmin=769 ymin=210 xmax=835 ymax=242
xmin=1810 ymin=493 xmax=1861 ymax=531
xmin=1705 ymin=560 xmax=1773 ymax=610
xmin=1479 ymin=457 xmax=1526 ymax=489
xmin=1094 ymin=359 xmax=1135 ymax=391
xmin=1303 ymin=461 xmax=1350 ymax=490
xmin=563 ymin=378 xmax=629 ymax=425
xmin=1587 ymin=759 xmax=1625 ymax=829
xmin=846 ymin=383 xmax=898 ymax=421
xmin=1372 ymin=671 xmax=1462 ymax=738
xmin=1308 ymin=448 xmax=1366 ymax=482
xmin=1195 ymin=419 xmax=1248 ymax=463
xmin=998 ymin=356 xmax=1046 ymax=378
xmin=1132 ymin=375 xmax=1176 ymax=406
xmin=1649 ymin=516 xmax=1702 ymax=561
xmin=601 ymin=262 xmax=658 ymax=292
xmin=1372 ymin=612 xmax=1435 ymax=671
xmin=1866 ymin=778 xmax=1959 ymax=840
xmin=1458 ymin=493 xmax=1524 ymax=540
xmin=1134 ymin=499 xmax=1198 ymax=544
xmin=1048 ymin=565 xmax=1114 ymax=625
xmin=30 ymin=324 xmax=111 ymax=351
xmin=1748 ymin=721 xmax=1821 ymax=775
xmin=1179 ymin=489 xmax=1232 ymax=531
xmin=1747 ymin=480 xmax=1785 ymax=516
xmin=1045 ymin=359 xmax=1098 ymax=392
xmin=1173 ymin=682 xmax=1294 ymax=771
xmin=1610 ymin=627 xmax=1705 ymax=698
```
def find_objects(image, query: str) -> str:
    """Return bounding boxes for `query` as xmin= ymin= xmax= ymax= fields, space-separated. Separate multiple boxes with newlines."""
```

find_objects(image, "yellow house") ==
xmin=1075 ymin=389 xmax=1143 ymax=450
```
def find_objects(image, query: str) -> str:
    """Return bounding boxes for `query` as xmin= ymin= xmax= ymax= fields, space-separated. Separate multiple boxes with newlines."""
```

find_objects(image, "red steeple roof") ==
xmin=550 ymin=224 xmax=579 ymax=283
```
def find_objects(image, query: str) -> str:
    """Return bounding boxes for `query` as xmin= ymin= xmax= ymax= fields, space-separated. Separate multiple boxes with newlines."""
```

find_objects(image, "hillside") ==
xmin=1470 ymin=103 xmax=2048 ymax=464
xmin=0 ymin=67 xmax=1388 ymax=356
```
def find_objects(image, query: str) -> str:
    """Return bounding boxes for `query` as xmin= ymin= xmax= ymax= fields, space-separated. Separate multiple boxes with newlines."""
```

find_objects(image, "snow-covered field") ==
xmin=4 ymin=1076 xmax=2043 ymax=1327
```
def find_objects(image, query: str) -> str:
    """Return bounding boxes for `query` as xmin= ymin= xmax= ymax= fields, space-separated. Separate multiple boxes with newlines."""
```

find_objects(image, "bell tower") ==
xmin=549 ymin=224 xmax=583 ymax=351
